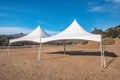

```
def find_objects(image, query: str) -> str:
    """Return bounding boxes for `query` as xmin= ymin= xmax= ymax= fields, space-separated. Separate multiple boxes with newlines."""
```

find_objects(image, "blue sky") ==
xmin=0 ymin=0 xmax=120 ymax=35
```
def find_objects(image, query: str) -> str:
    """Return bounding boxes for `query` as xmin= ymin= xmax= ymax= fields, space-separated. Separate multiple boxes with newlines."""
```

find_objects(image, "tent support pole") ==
xmin=7 ymin=43 xmax=10 ymax=56
xmin=100 ymin=41 xmax=106 ymax=68
xmin=100 ymin=41 xmax=103 ymax=68
xmin=64 ymin=40 xmax=66 ymax=55
xmin=38 ymin=38 xmax=42 ymax=61
xmin=102 ymin=45 xmax=106 ymax=68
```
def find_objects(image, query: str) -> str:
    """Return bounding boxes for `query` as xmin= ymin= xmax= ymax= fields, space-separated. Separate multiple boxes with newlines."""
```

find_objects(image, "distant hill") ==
xmin=92 ymin=25 xmax=120 ymax=38
xmin=91 ymin=28 xmax=103 ymax=34
xmin=0 ymin=33 xmax=25 ymax=46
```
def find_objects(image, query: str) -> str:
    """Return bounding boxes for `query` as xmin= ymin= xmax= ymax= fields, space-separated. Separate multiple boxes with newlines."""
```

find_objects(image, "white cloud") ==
xmin=0 ymin=6 xmax=31 ymax=18
xmin=87 ymin=6 xmax=103 ymax=12
xmin=106 ymin=0 xmax=120 ymax=3
xmin=0 ymin=13 xmax=14 ymax=17
xmin=105 ymin=0 xmax=120 ymax=11
xmin=0 ymin=27 xmax=32 ymax=35
xmin=45 ymin=30 xmax=59 ymax=35
xmin=87 ymin=0 xmax=120 ymax=14
xmin=87 ymin=1 xmax=96 ymax=6
xmin=38 ymin=20 xmax=46 ymax=24
xmin=0 ymin=27 xmax=59 ymax=35
xmin=0 ymin=5 xmax=32 ymax=14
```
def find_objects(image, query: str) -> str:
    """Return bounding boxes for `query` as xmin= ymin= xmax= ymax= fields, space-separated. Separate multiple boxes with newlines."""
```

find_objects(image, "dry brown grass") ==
xmin=0 ymin=44 xmax=120 ymax=80
xmin=114 ymin=38 xmax=120 ymax=45
xmin=102 ymin=38 xmax=115 ymax=45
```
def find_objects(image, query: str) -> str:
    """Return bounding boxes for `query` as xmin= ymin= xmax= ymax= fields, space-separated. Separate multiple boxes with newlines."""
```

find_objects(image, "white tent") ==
xmin=8 ymin=20 xmax=106 ymax=68
xmin=10 ymin=25 xmax=50 ymax=43
xmin=41 ymin=20 xmax=101 ymax=43
xmin=40 ymin=20 xmax=105 ymax=67
xmin=8 ymin=26 xmax=50 ymax=60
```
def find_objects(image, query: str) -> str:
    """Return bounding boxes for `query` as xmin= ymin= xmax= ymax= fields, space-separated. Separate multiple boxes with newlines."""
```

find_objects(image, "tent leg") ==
xmin=100 ymin=41 xmax=104 ymax=68
xmin=100 ymin=41 xmax=106 ymax=68
xmin=102 ymin=46 xmax=106 ymax=68
xmin=63 ymin=40 xmax=66 ymax=55
xmin=7 ymin=43 xmax=10 ymax=56
xmin=38 ymin=37 xmax=42 ymax=61
xmin=38 ymin=43 xmax=42 ymax=61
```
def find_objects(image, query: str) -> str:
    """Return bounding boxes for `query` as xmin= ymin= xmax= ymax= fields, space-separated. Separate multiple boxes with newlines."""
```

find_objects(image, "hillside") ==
xmin=92 ymin=25 xmax=120 ymax=38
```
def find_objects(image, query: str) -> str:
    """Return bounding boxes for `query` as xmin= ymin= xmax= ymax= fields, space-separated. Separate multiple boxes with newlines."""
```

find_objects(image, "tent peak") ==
xmin=36 ymin=25 xmax=46 ymax=33
xmin=36 ymin=25 xmax=50 ymax=37
xmin=73 ymin=18 xmax=77 ymax=21
xmin=38 ymin=25 xmax=40 ymax=28
xmin=37 ymin=25 xmax=42 ymax=29
xmin=73 ymin=19 xmax=79 ymax=24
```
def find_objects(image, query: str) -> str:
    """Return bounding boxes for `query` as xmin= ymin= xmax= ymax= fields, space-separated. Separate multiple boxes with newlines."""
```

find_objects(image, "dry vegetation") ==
xmin=0 ymin=43 xmax=120 ymax=80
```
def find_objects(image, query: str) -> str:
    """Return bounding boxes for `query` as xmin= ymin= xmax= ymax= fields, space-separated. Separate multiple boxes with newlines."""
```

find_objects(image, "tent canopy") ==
xmin=41 ymin=19 xmax=101 ymax=43
xmin=8 ymin=19 xmax=105 ymax=68
xmin=10 ymin=26 xmax=50 ymax=44
xmin=10 ymin=20 xmax=101 ymax=44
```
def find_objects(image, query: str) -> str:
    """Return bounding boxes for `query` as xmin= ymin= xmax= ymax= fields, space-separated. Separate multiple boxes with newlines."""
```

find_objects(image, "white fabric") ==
xmin=10 ymin=26 xmax=50 ymax=43
xmin=10 ymin=20 xmax=101 ymax=44
xmin=41 ymin=20 xmax=101 ymax=43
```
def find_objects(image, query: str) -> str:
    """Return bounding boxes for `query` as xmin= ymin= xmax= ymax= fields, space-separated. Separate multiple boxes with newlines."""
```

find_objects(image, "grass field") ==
xmin=0 ymin=44 xmax=120 ymax=80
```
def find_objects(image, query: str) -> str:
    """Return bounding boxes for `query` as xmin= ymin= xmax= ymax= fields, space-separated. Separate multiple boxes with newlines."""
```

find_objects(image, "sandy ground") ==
xmin=0 ymin=44 xmax=120 ymax=80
